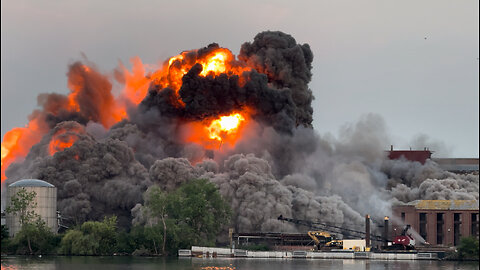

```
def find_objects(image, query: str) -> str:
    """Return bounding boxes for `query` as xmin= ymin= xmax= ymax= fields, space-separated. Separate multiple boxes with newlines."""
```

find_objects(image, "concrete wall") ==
xmin=189 ymin=246 xmax=435 ymax=260
xmin=370 ymin=252 xmax=417 ymax=260
xmin=192 ymin=246 xmax=233 ymax=256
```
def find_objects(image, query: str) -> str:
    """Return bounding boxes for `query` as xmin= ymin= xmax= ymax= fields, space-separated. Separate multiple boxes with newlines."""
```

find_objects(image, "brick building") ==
xmin=392 ymin=200 xmax=479 ymax=246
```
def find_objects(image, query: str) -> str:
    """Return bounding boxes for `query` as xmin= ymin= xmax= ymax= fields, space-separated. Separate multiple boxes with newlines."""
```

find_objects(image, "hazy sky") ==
xmin=1 ymin=0 xmax=478 ymax=158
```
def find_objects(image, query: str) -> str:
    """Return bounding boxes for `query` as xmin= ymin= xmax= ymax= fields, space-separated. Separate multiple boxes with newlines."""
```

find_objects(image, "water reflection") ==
xmin=1 ymin=256 xmax=479 ymax=270
xmin=200 ymin=266 xmax=235 ymax=270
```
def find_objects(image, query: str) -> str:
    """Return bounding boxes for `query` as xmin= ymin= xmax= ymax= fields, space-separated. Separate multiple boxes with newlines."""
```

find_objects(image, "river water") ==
xmin=1 ymin=256 xmax=479 ymax=270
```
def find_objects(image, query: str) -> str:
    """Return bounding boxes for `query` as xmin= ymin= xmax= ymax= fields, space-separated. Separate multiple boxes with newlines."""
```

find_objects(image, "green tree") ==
xmin=59 ymin=216 xmax=118 ymax=255
xmin=137 ymin=179 xmax=231 ymax=255
xmin=144 ymin=186 xmax=168 ymax=254
xmin=5 ymin=187 xmax=57 ymax=254
xmin=1 ymin=224 xmax=9 ymax=239
xmin=170 ymin=178 xmax=231 ymax=246
xmin=115 ymin=225 xmax=164 ymax=256
xmin=458 ymin=236 xmax=479 ymax=260
xmin=9 ymin=219 xmax=59 ymax=255
xmin=5 ymin=188 xmax=38 ymax=227
xmin=59 ymin=230 xmax=85 ymax=255
xmin=115 ymin=230 xmax=135 ymax=254
xmin=1 ymin=225 xmax=10 ymax=253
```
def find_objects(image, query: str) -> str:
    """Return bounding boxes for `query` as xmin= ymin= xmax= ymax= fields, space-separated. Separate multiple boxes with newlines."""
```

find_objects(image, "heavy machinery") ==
xmin=307 ymin=231 xmax=342 ymax=249
xmin=277 ymin=215 xmax=383 ymax=241
xmin=388 ymin=225 xmax=416 ymax=250
xmin=278 ymin=215 xmax=421 ymax=251
xmin=325 ymin=239 xmax=343 ymax=248
xmin=278 ymin=215 xmax=415 ymax=251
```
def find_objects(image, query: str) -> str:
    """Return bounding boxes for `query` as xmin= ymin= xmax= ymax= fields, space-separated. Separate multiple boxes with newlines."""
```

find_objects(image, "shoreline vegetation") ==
xmin=2 ymin=221 xmax=478 ymax=261
xmin=1 ymin=179 xmax=231 ymax=257
xmin=1 ymin=179 xmax=478 ymax=261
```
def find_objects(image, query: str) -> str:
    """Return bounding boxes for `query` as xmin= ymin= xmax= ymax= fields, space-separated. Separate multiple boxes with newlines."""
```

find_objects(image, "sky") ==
xmin=1 ymin=0 xmax=478 ymax=158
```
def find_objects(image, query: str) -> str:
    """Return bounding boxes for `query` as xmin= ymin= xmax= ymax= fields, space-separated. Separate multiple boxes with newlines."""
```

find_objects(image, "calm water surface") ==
xmin=1 ymin=256 xmax=479 ymax=270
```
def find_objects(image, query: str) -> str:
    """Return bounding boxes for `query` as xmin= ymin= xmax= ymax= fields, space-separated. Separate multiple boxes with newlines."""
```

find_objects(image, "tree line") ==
xmin=1 ymin=179 xmax=231 ymax=256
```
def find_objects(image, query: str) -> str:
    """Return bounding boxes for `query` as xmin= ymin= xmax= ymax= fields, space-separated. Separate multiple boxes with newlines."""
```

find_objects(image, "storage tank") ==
xmin=5 ymin=179 xmax=57 ymax=237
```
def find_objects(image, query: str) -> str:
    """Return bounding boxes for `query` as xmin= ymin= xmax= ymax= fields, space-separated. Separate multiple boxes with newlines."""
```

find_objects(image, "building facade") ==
xmin=392 ymin=200 xmax=479 ymax=246
xmin=387 ymin=146 xmax=432 ymax=164
xmin=432 ymin=158 xmax=479 ymax=173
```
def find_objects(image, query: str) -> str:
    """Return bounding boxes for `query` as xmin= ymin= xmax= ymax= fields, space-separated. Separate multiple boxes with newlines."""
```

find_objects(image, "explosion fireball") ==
xmin=207 ymin=113 xmax=245 ymax=142
xmin=1 ymin=44 xmax=254 ymax=181
xmin=1 ymin=31 xmax=477 ymax=233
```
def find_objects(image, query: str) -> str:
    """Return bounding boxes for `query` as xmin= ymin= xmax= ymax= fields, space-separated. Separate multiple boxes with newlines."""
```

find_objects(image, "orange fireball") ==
xmin=1 ymin=45 xmax=253 ymax=182
xmin=48 ymin=124 xmax=85 ymax=156
xmin=1 ymin=118 xmax=47 ymax=181
xmin=182 ymin=112 xmax=248 ymax=151
xmin=207 ymin=113 xmax=245 ymax=142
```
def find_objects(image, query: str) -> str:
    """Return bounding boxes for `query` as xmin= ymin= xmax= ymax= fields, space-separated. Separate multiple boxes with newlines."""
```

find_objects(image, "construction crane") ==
xmin=388 ymin=225 xmax=416 ymax=250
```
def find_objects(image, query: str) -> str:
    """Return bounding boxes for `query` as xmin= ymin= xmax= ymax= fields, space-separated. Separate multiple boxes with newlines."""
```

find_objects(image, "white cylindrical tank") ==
xmin=6 ymin=179 xmax=57 ymax=237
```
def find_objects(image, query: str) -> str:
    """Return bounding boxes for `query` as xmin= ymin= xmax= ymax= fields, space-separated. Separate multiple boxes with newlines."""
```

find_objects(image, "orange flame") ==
xmin=152 ymin=48 xmax=250 ymax=93
xmin=182 ymin=112 xmax=248 ymax=150
xmin=1 ymin=118 xmax=47 ymax=181
xmin=48 ymin=134 xmax=77 ymax=156
xmin=119 ymin=57 xmax=153 ymax=106
xmin=115 ymin=47 xmax=251 ymax=109
xmin=2 ymin=47 xmax=252 ymax=181
xmin=67 ymin=64 xmax=127 ymax=128
xmin=207 ymin=113 xmax=245 ymax=142
xmin=200 ymin=51 xmax=228 ymax=76
xmin=48 ymin=126 xmax=84 ymax=156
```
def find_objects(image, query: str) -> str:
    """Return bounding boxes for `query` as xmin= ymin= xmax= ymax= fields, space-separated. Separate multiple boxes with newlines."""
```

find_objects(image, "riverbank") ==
xmin=180 ymin=246 xmax=448 ymax=260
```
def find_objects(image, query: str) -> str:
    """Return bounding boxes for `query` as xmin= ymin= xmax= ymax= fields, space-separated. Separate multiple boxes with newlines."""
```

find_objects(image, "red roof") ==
xmin=388 ymin=150 xmax=432 ymax=164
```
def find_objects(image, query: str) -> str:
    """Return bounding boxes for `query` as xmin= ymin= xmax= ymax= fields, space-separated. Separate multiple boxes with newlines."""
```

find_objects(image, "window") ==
xmin=436 ymin=213 xmax=444 ymax=245
xmin=472 ymin=213 xmax=479 ymax=239
xmin=419 ymin=213 xmax=427 ymax=241
xmin=454 ymin=213 xmax=462 ymax=246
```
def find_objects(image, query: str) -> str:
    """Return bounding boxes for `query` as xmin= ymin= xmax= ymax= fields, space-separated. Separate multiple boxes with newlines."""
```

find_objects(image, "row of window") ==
xmin=401 ymin=212 xmax=479 ymax=245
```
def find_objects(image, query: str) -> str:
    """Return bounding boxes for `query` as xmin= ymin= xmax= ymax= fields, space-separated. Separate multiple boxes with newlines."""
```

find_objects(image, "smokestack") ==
xmin=365 ymin=214 xmax=370 ymax=248
xmin=383 ymin=216 xmax=389 ymax=247
xmin=390 ymin=145 xmax=393 ymax=151
xmin=229 ymin=228 xmax=234 ymax=249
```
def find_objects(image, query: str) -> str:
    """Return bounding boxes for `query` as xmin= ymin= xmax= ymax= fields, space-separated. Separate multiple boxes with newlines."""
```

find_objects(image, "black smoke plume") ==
xmin=3 ymin=31 xmax=478 ymax=235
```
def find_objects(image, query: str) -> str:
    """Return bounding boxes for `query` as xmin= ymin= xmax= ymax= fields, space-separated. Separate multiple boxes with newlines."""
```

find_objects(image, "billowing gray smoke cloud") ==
xmin=134 ymin=153 xmax=366 ymax=234
xmin=384 ymin=159 xmax=479 ymax=202
xmin=6 ymin=121 xmax=150 ymax=228
xmin=408 ymin=133 xmax=453 ymax=158
xmin=3 ymin=31 xmax=478 ymax=236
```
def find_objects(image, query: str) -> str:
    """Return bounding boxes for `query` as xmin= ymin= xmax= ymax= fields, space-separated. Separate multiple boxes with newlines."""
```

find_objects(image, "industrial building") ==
xmin=432 ymin=158 xmax=479 ymax=173
xmin=387 ymin=146 xmax=432 ymax=164
xmin=387 ymin=146 xmax=479 ymax=173
xmin=392 ymin=200 xmax=479 ymax=246
xmin=5 ymin=179 xmax=57 ymax=237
